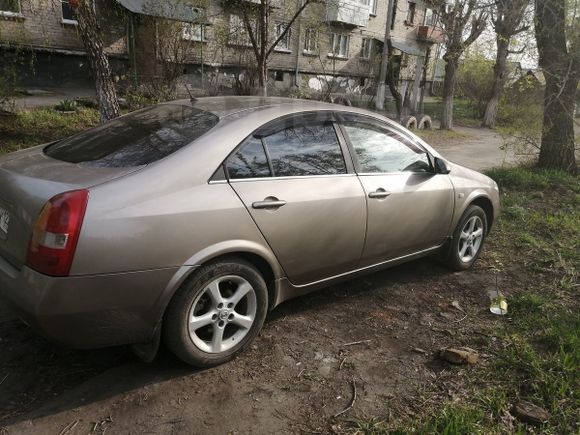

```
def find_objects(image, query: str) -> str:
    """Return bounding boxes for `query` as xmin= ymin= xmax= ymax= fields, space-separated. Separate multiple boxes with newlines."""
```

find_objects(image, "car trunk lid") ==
xmin=0 ymin=146 xmax=141 ymax=269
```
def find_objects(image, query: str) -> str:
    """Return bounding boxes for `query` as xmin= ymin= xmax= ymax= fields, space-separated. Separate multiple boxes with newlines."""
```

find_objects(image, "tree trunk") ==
xmin=535 ymin=0 xmax=578 ymax=173
xmin=482 ymin=37 xmax=509 ymax=128
xmin=75 ymin=0 xmax=120 ymax=122
xmin=386 ymin=52 xmax=402 ymax=120
xmin=537 ymin=74 xmax=578 ymax=172
xmin=258 ymin=60 xmax=268 ymax=97
xmin=441 ymin=56 xmax=458 ymax=130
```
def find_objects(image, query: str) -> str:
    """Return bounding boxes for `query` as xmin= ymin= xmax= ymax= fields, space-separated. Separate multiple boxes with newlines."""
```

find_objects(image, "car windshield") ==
xmin=44 ymin=104 xmax=219 ymax=168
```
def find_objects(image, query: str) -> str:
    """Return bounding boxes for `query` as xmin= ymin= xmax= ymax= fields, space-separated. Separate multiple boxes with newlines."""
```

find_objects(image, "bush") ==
xmin=496 ymin=74 xmax=544 ymax=155
xmin=457 ymin=52 xmax=495 ymax=118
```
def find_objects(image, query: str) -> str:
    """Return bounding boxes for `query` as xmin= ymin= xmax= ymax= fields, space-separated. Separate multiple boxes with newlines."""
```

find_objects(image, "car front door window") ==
xmin=342 ymin=122 xmax=431 ymax=173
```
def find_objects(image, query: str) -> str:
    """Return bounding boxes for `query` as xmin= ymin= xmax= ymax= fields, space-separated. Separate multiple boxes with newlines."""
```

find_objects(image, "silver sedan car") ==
xmin=0 ymin=97 xmax=499 ymax=367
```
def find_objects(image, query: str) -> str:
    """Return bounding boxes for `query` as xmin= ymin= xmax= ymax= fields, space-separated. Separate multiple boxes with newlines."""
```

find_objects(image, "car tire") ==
xmin=442 ymin=205 xmax=488 ymax=271
xmin=163 ymin=257 xmax=268 ymax=367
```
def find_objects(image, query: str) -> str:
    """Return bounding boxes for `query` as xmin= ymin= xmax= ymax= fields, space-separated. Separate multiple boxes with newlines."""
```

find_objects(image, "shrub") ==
xmin=457 ymin=52 xmax=495 ymax=118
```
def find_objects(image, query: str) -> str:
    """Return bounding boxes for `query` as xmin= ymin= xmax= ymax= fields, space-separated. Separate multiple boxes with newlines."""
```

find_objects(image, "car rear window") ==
xmin=44 ymin=104 xmax=219 ymax=167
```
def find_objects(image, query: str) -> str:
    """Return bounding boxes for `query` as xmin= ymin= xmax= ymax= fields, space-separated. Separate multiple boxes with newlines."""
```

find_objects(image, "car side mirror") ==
xmin=434 ymin=157 xmax=451 ymax=174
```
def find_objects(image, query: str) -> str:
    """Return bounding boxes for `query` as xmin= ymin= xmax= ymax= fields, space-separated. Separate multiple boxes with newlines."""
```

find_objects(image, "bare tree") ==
xmin=225 ymin=0 xmax=322 ymax=96
xmin=435 ymin=0 xmax=488 ymax=130
xmin=534 ymin=0 xmax=579 ymax=172
xmin=481 ymin=0 xmax=531 ymax=128
xmin=70 ymin=0 xmax=120 ymax=121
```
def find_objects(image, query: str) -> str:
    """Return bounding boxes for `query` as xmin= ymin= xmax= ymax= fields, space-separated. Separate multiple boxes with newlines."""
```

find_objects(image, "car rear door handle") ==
xmin=252 ymin=198 xmax=287 ymax=209
xmin=368 ymin=189 xmax=392 ymax=199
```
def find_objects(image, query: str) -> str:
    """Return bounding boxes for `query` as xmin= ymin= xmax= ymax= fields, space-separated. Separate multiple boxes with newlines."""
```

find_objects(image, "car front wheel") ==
xmin=163 ymin=257 xmax=268 ymax=367
xmin=443 ymin=205 xmax=488 ymax=271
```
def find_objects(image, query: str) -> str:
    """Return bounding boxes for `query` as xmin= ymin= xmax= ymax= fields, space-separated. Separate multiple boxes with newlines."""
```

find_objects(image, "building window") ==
xmin=182 ymin=23 xmax=206 ymax=42
xmin=360 ymin=38 xmax=372 ymax=60
xmin=369 ymin=0 xmax=377 ymax=15
xmin=406 ymin=1 xmax=416 ymax=24
xmin=61 ymin=0 xmax=77 ymax=24
xmin=303 ymin=28 xmax=318 ymax=54
xmin=424 ymin=8 xmax=436 ymax=26
xmin=330 ymin=33 xmax=349 ymax=58
xmin=0 ymin=0 xmax=20 ymax=14
xmin=229 ymin=14 xmax=259 ymax=47
xmin=275 ymin=22 xmax=290 ymax=51
xmin=391 ymin=0 xmax=398 ymax=30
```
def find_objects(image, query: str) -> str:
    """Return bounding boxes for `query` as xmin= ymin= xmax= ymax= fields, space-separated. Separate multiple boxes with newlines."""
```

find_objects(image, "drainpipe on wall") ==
xmin=295 ymin=19 xmax=302 ymax=87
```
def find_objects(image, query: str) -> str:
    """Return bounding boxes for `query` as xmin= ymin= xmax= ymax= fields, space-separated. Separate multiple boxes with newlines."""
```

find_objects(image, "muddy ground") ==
xmin=0 ymin=249 xmax=513 ymax=434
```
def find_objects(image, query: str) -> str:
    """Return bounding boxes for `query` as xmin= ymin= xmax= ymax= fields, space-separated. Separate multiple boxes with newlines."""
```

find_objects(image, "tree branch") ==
xmin=265 ymin=0 xmax=321 ymax=58
xmin=241 ymin=6 xmax=261 ymax=61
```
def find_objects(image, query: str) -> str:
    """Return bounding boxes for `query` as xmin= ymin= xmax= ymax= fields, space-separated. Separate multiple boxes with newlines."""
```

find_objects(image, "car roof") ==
xmin=167 ymin=96 xmax=344 ymax=118
xmin=163 ymin=96 xmax=442 ymax=160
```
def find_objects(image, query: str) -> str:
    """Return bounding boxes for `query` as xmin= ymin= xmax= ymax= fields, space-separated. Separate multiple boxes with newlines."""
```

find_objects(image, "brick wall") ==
xmin=0 ymin=0 xmax=127 ymax=56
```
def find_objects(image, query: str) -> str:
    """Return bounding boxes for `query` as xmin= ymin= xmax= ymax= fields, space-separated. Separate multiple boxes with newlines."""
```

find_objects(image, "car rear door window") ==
xmin=44 ymin=104 xmax=219 ymax=168
xmin=342 ymin=120 xmax=431 ymax=173
xmin=262 ymin=121 xmax=347 ymax=177
xmin=227 ymin=136 xmax=271 ymax=179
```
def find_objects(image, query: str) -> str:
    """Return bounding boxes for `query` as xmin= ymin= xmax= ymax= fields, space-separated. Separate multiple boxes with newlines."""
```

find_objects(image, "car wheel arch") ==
xmin=469 ymin=196 xmax=494 ymax=233
xmin=155 ymin=247 xmax=282 ymax=325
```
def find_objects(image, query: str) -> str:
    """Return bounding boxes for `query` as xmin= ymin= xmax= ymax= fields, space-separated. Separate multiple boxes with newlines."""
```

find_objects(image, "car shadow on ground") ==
xmin=0 ymin=257 xmax=454 ymax=427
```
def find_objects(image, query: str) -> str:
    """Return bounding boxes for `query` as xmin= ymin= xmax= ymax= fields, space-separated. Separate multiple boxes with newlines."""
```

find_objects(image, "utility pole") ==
xmin=375 ymin=0 xmax=395 ymax=111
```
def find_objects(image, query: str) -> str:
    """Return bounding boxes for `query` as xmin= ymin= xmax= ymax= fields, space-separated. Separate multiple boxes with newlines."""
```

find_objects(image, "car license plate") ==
xmin=0 ymin=207 xmax=9 ymax=235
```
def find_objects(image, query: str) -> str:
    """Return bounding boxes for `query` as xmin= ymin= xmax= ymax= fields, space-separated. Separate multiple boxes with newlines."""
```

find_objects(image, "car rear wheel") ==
xmin=443 ymin=205 xmax=488 ymax=271
xmin=163 ymin=258 xmax=268 ymax=367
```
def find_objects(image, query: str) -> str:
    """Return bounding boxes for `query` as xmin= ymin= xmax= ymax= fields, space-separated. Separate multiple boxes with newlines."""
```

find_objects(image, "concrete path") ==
xmin=432 ymin=126 xmax=520 ymax=171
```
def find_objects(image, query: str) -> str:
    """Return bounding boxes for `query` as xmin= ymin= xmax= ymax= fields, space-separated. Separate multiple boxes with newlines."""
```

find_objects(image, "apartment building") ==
xmin=0 ymin=0 xmax=443 ymax=107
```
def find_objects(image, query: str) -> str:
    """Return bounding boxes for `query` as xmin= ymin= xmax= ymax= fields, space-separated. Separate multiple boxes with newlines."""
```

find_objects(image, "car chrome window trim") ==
xmin=227 ymin=173 xmax=358 ymax=183
xmin=356 ymin=171 xmax=436 ymax=177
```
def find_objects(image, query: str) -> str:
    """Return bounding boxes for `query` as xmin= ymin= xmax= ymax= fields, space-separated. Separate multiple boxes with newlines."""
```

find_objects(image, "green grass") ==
xmin=346 ymin=167 xmax=580 ymax=435
xmin=0 ymin=107 xmax=99 ymax=156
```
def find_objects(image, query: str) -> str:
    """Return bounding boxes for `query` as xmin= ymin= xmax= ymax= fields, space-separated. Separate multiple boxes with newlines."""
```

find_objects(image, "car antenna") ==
xmin=185 ymin=84 xmax=196 ymax=104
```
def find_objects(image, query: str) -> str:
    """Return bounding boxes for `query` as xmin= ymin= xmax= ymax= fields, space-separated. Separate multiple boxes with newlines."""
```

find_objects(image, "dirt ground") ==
xmin=0 ymin=249 xmax=512 ymax=434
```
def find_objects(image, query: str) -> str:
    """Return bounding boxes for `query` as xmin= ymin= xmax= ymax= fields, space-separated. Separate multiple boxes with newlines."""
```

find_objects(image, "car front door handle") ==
xmin=368 ymin=189 xmax=392 ymax=199
xmin=252 ymin=198 xmax=287 ymax=209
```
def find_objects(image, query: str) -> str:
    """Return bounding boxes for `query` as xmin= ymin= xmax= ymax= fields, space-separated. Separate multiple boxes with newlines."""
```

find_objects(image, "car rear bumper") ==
xmin=0 ymin=256 xmax=179 ymax=348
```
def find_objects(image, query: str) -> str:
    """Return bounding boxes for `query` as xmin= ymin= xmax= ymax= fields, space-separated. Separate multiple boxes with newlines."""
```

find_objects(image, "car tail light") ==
xmin=26 ymin=189 xmax=89 ymax=276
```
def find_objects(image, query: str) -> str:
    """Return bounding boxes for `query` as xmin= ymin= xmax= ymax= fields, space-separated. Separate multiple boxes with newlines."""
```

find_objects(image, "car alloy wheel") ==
xmin=441 ymin=204 xmax=488 ymax=271
xmin=163 ymin=257 xmax=268 ymax=367
xmin=188 ymin=275 xmax=257 ymax=353
xmin=457 ymin=216 xmax=484 ymax=263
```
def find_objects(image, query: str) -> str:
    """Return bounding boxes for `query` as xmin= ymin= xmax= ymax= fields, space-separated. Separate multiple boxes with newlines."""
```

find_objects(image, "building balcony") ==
xmin=326 ymin=0 xmax=369 ymax=27
xmin=417 ymin=25 xmax=445 ymax=43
